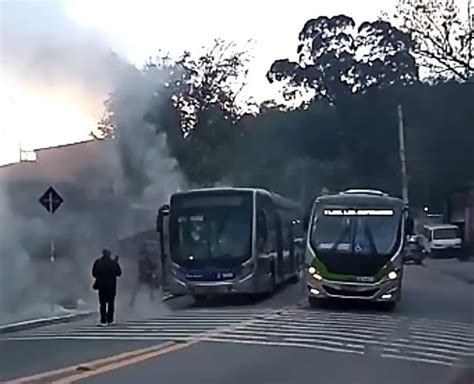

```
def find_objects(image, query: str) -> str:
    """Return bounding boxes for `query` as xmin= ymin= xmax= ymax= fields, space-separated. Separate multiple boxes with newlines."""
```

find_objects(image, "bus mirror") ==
xmin=303 ymin=213 xmax=310 ymax=231
xmin=405 ymin=217 xmax=414 ymax=235
xmin=156 ymin=216 xmax=163 ymax=233
xmin=156 ymin=204 xmax=170 ymax=233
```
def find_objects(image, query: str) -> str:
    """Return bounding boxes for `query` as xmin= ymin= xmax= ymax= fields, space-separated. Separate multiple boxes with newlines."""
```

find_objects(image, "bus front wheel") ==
xmin=269 ymin=265 xmax=276 ymax=295
xmin=288 ymin=271 xmax=300 ymax=284
xmin=380 ymin=301 xmax=397 ymax=311
xmin=308 ymin=297 xmax=322 ymax=308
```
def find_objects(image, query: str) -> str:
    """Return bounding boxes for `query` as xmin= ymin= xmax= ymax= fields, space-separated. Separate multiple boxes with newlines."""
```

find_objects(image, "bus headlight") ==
xmin=387 ymin=271 xmax=398 ymax=280
xmin=308 ymin=267 xmax=323 ymax=281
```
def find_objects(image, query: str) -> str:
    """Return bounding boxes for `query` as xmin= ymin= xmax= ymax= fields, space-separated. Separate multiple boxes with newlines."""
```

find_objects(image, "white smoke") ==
xmin=0 ymin=1 xmax=185 ymax=323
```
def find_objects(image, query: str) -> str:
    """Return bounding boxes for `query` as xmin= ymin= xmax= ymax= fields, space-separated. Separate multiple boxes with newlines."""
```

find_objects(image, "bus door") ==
xmin=157 ymin=204 xmax=170 ymax=290
xmin=256 ymin=201 xmax=282 ymax=282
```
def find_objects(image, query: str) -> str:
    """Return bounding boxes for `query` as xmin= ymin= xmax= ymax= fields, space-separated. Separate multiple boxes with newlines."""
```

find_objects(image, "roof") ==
xmin=172 ymin=187 xmax=302 ymax=210
xmin=340 ymin=189 xmax=388 ymax=197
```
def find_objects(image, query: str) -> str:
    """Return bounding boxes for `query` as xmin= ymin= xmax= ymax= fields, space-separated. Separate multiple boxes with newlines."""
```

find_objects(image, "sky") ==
xmin=0 ymin=0 xmax=394 ymax=166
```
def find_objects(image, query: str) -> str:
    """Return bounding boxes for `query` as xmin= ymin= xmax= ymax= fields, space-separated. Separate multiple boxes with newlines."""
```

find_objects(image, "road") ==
xmin=1 ymin=261 xmax=473 ymax=384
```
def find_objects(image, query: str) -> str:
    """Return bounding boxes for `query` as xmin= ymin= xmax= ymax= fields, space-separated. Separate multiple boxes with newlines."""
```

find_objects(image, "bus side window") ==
xmin=256 ymin=210 xmax=267 ymax=252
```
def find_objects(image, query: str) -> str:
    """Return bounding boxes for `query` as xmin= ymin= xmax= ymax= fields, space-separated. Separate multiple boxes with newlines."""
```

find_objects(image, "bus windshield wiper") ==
xmin=329 ymin=223 xmax=351 ymax=253
xmin=363 ymin=222 xmax=378 ymax=256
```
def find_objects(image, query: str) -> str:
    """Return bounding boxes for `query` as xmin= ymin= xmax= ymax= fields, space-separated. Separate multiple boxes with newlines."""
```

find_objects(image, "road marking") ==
xmin=52 ymin=340 xmax=200 ymax=383
xmin=381 ymin=352 xmax=454 ymax=367
xmin=4 ymin=301 xmax=473 ymax=381
xmin=203 ymin=337 xmax=365 ymax=355
xmin=3 ymin=342 xmax=176 ymax=384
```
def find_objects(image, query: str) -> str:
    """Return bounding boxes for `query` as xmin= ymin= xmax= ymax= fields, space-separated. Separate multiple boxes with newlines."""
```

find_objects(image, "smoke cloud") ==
xmin=0 ymin=1 xmax=185 ymax=323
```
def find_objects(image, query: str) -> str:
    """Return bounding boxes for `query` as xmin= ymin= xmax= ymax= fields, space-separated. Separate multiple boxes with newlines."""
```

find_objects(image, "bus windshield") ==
xmin=172 ymin=204 xmax=252 ymax=262
xmin=311 ymin=208 xmax=401 ymax=256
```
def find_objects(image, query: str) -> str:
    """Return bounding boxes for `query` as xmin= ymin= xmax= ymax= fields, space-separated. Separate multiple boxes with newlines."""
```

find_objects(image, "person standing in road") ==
xmin=92 ymin=249 xmax=122 ymax=326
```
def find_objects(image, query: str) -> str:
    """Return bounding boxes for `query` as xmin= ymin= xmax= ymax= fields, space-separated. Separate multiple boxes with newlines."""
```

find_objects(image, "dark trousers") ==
xmin=98 ymin=287 xmax=116 ymax=324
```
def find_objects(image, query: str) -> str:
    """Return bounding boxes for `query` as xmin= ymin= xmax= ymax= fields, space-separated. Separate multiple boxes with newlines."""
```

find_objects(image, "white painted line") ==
xmin=275 ymin=317 xmax=399 ymax=332
xmin=410 ymin=334 xmax=474 ymax=349
xmin=383 ymin=347 xmax=401 ymax=353
xmin=382 ymin=353 xmax=453 ymax=367
xmin=222 ymin=328 xmax=371 ymax=345
xmin=247 ymin=321 xmax=384 ymax=336
xmin=207 ymin=333 xmax=268 ymax=341
xmin=370 ymin=340 xmax=472 ymax=356
xmin=240 ymin=324 xmax=377 ymax=340
xmin=1 ymin=335 xmax=191 ymax=341
xmin=205 ymin=337 xmax=365 ymax=355
xmin=126 ymin=318 xmax=256 ymax=323
xmin=410 ymin=328 xmax=474 ymax=341
xmin=283 ymin=336 xmax=364 ymax=350
xmin=411 ymin=319 xmax=473 ymax=332
xmin=0 ymin=312 xmax=93 ymax=332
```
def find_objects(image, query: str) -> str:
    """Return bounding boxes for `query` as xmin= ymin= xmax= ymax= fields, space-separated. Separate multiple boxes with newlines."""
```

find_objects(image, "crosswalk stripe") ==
xmin=381 ymin=353 xmax=453 ymax=367
xmin=256 ymin=319 xmax=397 ymax=334
xmin=203 ymin=336 xmax=365 ymax=355
xmin=410 ymin=334 xmax=474 ymax=349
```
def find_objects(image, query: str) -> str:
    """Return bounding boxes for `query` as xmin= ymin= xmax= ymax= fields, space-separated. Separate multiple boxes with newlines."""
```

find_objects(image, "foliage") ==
xmin=267 ymin=15 xmax=419 ymax=104
xmin=392 ymin=0 xmax=474 ymax=81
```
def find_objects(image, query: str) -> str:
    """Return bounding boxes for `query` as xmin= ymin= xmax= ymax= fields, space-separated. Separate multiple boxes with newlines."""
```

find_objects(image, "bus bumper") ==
xmin=168 ymin=272 xmax=258 ymax=296
xmin=307 ymin=275 xmax=400 ymax=303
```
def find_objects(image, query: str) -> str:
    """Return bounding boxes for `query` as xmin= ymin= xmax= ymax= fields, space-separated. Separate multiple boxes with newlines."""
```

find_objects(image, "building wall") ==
xmin=0 ymin=140 xmax=108 ymax=184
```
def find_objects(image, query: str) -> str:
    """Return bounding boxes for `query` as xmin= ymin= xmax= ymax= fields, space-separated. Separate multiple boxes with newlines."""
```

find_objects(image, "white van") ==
xmin=422 ymin=224 xmax=462 ymax=257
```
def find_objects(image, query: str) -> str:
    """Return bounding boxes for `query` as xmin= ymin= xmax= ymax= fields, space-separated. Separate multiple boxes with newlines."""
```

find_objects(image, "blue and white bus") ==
xmin=157 ymin=188 xmax=304 ymax=302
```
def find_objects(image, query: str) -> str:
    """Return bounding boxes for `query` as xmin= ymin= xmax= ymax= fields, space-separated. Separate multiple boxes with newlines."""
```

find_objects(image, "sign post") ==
xmin=39 ymin=186 xmax=64 ymax=310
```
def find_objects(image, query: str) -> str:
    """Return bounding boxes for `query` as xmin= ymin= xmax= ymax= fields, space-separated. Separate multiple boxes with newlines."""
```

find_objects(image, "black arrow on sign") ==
xmin=39 ymin=186 xmax=64 ymax=214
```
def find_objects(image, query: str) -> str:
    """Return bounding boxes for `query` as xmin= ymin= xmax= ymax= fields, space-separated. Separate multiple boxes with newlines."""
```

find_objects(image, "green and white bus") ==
xmin=304 ymin=189 xmax=413 ymax=310
xmin=157 ymin=188 xmax=304 ymax=302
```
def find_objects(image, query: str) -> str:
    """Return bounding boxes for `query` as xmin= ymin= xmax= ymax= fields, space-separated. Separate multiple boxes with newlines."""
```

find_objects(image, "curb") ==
xmin=0 ymin=294 xmax=182 ymax=334
xmin=0 ymin=311 xmax=93 ymax=334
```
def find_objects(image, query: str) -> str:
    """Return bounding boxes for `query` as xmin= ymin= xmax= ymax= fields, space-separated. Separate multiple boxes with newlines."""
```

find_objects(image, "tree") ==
xmin=145 ymin=39 xmax=253 ymax=185
xmin=267 ymin=15 xmax=418 ymax=104
xmin=392 ymin=0 xmax=474 ymax=81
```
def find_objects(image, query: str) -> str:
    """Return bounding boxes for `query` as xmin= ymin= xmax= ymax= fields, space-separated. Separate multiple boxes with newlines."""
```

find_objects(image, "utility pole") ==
xmin=398 ymin=104 xmax=409 ymax=206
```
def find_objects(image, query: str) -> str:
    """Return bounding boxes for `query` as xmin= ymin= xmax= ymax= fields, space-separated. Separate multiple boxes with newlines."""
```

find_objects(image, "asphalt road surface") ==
xmin=1 ymin=262 xmax=473 ymax=384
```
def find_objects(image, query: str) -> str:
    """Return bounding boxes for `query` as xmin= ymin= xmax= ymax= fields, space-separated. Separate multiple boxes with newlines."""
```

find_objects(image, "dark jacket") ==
xmin=92 ymin=256 xmax=122 ymax=291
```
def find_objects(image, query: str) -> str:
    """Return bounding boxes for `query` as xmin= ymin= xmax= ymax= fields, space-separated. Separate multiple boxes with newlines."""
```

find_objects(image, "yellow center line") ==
xmin=54 ymin=340 xmax=200 ymax=383
xmin=3 ymin=342 xmax=176 ymax=384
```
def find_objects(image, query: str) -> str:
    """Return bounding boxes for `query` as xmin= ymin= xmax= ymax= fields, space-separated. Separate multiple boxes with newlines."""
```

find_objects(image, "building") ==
xmin=0 ymin=139 xmax=108 ymax=184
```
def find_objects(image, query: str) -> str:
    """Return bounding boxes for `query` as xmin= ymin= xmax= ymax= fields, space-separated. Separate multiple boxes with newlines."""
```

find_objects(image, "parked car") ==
xmin=404 ymin=235 xmax=426 ymax=265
